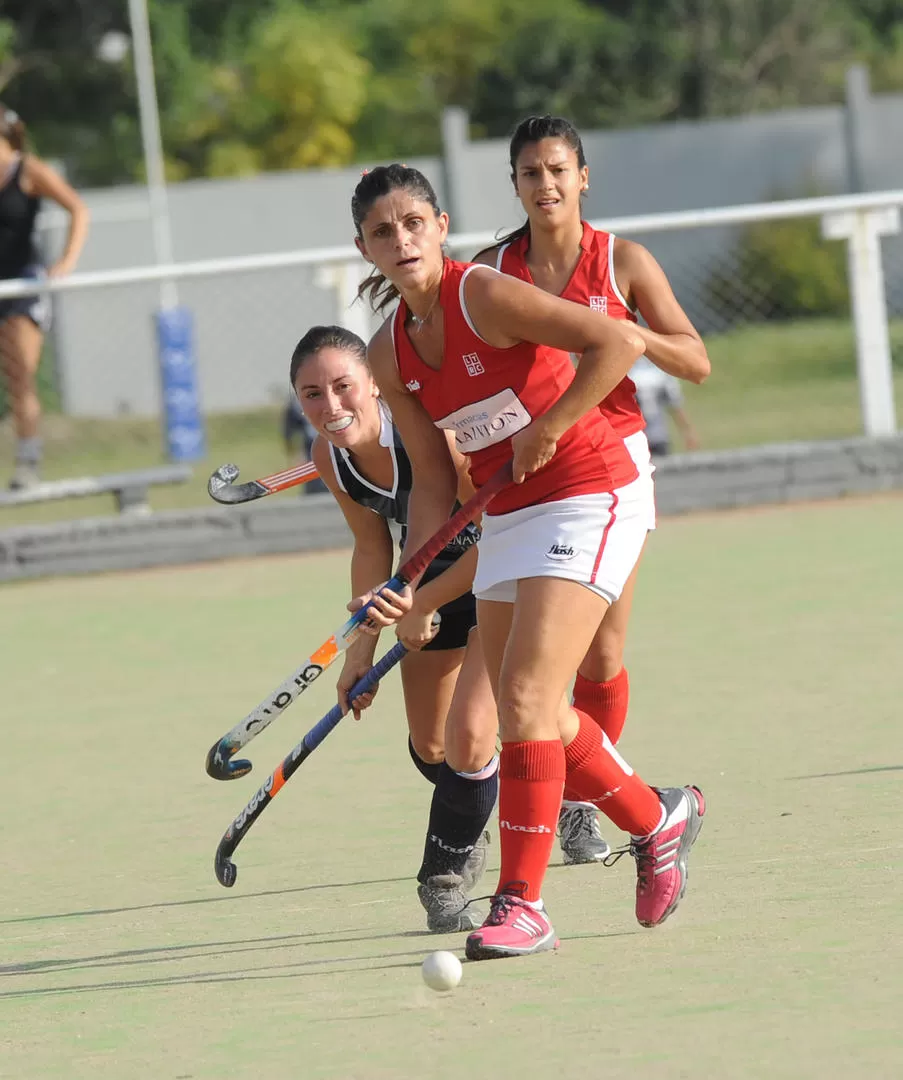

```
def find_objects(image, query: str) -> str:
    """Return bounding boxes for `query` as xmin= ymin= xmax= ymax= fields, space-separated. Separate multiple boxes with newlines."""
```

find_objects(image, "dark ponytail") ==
xmin=351 ymin=164 xmax=443 ymax=313
xmin=473 ymin=114 xmax=587 ymax=261
xmin=0 ymin=104 xmax=26 ymax=152
xmin=472 ymin=221 xmax=530 ymax=264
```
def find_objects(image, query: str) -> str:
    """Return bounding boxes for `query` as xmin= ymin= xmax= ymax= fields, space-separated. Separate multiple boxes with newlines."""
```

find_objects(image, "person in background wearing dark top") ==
xmin=0 ymin=104 xmax=89 ymax=490
xmin=282 ymin=391 xmax=329 ymax=494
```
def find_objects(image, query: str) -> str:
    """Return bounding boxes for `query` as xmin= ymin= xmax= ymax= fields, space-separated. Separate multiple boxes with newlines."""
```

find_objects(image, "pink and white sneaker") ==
xmin=633 ymin=785 xmax=706 ymax=928
xmin=465 ymin=889 xmax=560 ymax=961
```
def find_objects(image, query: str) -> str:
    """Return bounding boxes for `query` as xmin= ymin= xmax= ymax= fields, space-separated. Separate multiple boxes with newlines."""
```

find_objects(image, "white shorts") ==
xmin=623 ymin=429 xmax=657 ymax=531
xmin=473 ymin=475 xmax=648 ymax=605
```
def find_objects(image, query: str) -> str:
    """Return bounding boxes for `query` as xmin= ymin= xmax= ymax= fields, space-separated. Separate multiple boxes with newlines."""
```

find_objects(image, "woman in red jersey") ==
xmin=475 ymin=115 xmax=710 ymax=866
xmin=350 ymin=163 xmax=705 ymax=962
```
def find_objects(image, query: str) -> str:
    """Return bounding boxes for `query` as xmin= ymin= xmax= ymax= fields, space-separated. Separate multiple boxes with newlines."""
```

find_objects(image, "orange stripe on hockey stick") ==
xmin=260 ymin=461 xmax=321 ymax=492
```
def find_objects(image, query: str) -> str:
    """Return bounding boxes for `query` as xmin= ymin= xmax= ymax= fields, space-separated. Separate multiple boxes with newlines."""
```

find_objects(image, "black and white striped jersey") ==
xmin=328 ymin=401 xmax=479 ymax=563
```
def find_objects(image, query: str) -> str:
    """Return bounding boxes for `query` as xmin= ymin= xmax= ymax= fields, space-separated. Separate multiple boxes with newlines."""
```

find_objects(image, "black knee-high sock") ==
xmin=417 ymin=761 xmax=499 ymax=884
xmin=408 ymin=736 xmax=441 ymax=785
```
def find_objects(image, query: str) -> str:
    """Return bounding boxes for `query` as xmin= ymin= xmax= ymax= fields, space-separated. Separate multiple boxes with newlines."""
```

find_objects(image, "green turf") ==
xmin=685 ymin=317 xmax=903 ymax=450
xmin=3 ymin=496 xmax=902 ymax=1078
xmin=1 ymin=316 xmax=901 ymax=528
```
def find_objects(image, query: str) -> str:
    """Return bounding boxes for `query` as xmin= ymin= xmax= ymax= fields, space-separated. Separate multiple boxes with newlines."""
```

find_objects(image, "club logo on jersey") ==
xmin=546 ymin=543 xmax=577 ymax=561
xmin=405 ymin=379 xmax=421 ymax=392
xmin=462 ymin=352 xmax=485 ymax=376
xmin=436 ymin=388 xmax=531 ymax=453
xmin=589 ymin=295 xmax=608 ymax=314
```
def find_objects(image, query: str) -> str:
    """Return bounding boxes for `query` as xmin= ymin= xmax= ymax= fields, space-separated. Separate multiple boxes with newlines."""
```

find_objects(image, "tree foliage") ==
xmin=148 ymin=4 xmax=369 ymax=178
xmin=0 ymin=0 xmax=901 ymax=184
xmin=582 ymin=0 xmax=856 ymax=118
xmin=706 ymin=213 xmax=850 ymax=327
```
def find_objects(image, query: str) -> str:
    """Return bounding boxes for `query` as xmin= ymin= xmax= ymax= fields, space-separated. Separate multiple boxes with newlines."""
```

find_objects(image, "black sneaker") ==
xmin=557 ymin=801 xmax=611 ymax=864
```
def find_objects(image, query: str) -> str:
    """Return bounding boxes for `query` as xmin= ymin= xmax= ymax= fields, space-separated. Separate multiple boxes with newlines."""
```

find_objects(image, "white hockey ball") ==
xmin=421 ymin=950 xmax=463 ymax=992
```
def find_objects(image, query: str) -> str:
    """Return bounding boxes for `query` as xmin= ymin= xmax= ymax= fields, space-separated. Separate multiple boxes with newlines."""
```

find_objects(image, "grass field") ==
xmin=3 ymin=495 xmax=902 ymax=1079
xmin=1 ymin=316 xmax=901 ymax=528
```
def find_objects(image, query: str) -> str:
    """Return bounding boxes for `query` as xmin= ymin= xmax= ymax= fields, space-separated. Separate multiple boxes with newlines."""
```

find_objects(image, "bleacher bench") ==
xmin=0 ymin=464 xmax=193 ymax=515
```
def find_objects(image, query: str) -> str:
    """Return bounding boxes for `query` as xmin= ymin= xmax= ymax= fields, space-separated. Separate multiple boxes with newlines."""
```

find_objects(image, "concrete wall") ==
xmin=447 ymin=106 xmax=850 ymax=234
xmin=2 ymin=437 xmax=901 ymax=583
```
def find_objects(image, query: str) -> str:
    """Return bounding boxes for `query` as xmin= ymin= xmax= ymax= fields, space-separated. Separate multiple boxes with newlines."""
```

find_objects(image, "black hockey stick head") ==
xmin=205 ymin=738 xmax=253 ymax=780
xmin=207 ymin=463 xmax=268 ymax=504
xmin=214 ymin=838 xmax=238 ymax=887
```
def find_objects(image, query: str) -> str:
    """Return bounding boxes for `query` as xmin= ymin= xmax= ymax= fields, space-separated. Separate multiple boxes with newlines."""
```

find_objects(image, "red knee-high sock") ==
xmin=496 ymin=740 xmax=565 ymax=903
xmin=563 ymin=709 xmax=661 ymax=835
xmin=573 ymin=667 xmax=630 ymax=744
xmin=564 ymin=668 xmax=630 ymax=801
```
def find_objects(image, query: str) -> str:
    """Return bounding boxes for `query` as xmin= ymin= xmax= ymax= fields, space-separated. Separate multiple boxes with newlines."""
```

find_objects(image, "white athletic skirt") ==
xmin=473 ymin=472 xmax=648 ymax=606
xmin=623 ymin=429 xmax=657 ymax=531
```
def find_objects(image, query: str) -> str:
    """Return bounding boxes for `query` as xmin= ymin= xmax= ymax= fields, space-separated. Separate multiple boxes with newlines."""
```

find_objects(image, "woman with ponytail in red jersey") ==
xmin=348 ymin=164 xmax=705 ymax=962
xmin=474 ymin=116 xmax=710 ymax=866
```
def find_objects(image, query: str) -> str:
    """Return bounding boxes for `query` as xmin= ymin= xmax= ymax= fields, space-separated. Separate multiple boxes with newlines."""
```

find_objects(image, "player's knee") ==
xmin=445 ymin=728 xmax=494 ymax=775
xmin=497 ymin=674 xmax=559 ymax=741
xmin=3 ymin=363 xmax=25 ymax=389
xmin=6 ymin=370 xmax=35 ymax=398
xmin=582 ymin=627 xmax=625 ymax=683
xmin=408 ymin=731 xmax=444 ymax=767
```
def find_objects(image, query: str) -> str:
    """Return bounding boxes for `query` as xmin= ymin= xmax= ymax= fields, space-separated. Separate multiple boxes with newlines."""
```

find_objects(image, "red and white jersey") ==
xmin=496 ymin=221 xmax=645 ymax=438
xmin=391 ymin=258 xmax=638 ymax=516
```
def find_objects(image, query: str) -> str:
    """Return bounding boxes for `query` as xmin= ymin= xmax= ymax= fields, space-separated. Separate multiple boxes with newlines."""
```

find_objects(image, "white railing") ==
xmin=2 ymin=188 xmax=901 ymax=434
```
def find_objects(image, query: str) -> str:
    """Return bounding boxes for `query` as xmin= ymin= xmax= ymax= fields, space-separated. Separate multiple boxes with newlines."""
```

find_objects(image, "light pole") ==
xmin=100 ymin=8 xmax=205 ymax=462
xmin=123 ymin=0 xmax=177 ymax=310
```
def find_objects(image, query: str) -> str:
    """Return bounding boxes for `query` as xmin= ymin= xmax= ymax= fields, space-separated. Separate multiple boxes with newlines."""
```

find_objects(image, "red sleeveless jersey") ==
xmin=497 ymin=222 xmax=645 ymax=438
xmin=392 ymin=259 xmax=638 ymax=516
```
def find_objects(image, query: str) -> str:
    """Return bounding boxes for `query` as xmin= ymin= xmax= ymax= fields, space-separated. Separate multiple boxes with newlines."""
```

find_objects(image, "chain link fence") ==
xmin=613 ymin=223 xmax=901 ymax=450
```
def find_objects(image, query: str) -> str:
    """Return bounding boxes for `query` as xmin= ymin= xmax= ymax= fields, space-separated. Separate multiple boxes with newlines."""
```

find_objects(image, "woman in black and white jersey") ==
xmin=0 ymin=104 xmax=88 ymax=489
xmin=290 ymin=325 xmax=499 ymax=934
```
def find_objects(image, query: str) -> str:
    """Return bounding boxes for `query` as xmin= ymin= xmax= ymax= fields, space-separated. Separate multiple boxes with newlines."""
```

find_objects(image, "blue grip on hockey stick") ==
xmin=302 ymin=639 xmax=409 ymax=754
xmin=334 ymin=573 xmax=406 ymax=646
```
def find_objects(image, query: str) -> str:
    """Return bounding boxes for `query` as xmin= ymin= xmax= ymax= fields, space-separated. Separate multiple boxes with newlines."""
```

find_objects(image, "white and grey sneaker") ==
xmin=417 ymin=873 xmax=484 ymax=933
xmin=8 ymin=462 xmax=40 ymax=491
xmin=558 ymin=801 xmax=611 ymax=865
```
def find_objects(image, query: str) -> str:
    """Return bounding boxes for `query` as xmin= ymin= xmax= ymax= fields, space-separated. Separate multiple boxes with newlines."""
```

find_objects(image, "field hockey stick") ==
xmin=204 ymin=461 xmax=512 ymax=780
xmin=207 ymin=461 xmax=321 ymax=504
xmin=214 ymin=639 xmax=409 ymax=887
